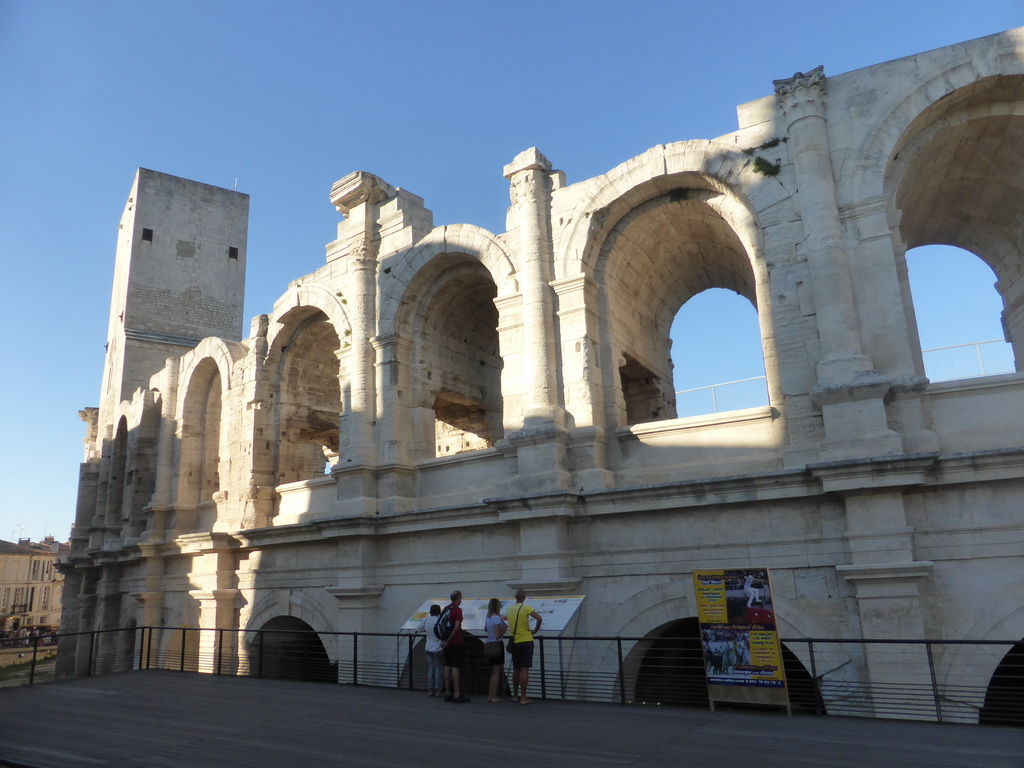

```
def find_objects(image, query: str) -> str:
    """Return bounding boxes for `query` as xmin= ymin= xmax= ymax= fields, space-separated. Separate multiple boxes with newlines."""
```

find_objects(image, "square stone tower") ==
xmin=100 ymin=169 xmax=249 ymax=408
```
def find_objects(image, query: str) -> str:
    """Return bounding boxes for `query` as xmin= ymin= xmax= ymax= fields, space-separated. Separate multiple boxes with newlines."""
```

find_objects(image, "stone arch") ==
xmin=174 ymin=339 xmax=244 ymax=521
xmin=261 ymin=291 xmax=350 ymax=487
xmin=378 ymin=224 xmax=518 ymax=327
xmin=383 ymin=226 xmax=513 ymax=458
xmin=931 ymin=579 xmax=1024 ymax=723
xmin=555 ymin=142 xmax=777 ymax=429
xmin=847 ymin=33 xmax=1024 ymax=204
xmin=244 ymin=588 xmax=338 ymax=667
xmin=176 ymin=358 xmax=223 ymax=522
xmin=879 ymin=74 xmax=1024 ymax=373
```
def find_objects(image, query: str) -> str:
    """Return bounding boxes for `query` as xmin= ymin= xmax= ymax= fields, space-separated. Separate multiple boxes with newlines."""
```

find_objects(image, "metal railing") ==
xmin=675 ymin=376 xmax=769 ymax=417
xmin=922 ymin=340 xmax=1015 ymax=382
xmin=9 ymin=627 xmax=1022 ymax=727
xmin=672 ymin=341 xmax=1017 ymax=417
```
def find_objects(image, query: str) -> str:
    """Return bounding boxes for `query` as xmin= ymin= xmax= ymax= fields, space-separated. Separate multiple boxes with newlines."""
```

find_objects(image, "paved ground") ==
xmin=0 ymin=672 xmax=1022 ymax=767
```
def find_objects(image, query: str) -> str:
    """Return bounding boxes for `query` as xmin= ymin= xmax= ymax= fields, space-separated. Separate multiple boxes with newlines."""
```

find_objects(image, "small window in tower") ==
xmin=228 ymin=246 xmax=239 ymax=260
xmin=142 ymin=228 xmax=153 ymax=242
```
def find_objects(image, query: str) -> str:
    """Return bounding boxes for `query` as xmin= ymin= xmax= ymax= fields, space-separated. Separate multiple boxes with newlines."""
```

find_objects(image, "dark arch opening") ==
xmin=980 ymin=639 xmax=1024 ymax=726
xmin=631 ymin=617 xmax=823 ymax=713
xmin=251 ymin=616 xmax=333 ymax=683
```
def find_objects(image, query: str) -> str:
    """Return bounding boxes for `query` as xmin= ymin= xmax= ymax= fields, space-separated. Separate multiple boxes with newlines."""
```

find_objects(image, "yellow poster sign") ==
xmin=693 ymin=568 xmax=787 ymax=690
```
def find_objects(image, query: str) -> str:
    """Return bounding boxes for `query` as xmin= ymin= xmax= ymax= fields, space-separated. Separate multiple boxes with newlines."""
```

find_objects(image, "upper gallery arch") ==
xmin=554 ymin=139 xmax=777 ymax=282
xmin=844 ymin=29 xmax=1024 ymax=204
xmin=378 ymin=223 xmax=517 ymax=336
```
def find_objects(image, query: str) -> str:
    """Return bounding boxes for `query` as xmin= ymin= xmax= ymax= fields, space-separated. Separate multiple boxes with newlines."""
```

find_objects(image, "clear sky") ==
xmin=0 ymin=1 xmax=1019 ymax=543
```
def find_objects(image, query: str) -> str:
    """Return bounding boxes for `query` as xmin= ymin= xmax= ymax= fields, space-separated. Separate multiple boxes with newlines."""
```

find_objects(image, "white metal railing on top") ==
xmin=675 ymin=376 xmax=769 ymax=417
xmin=675 ymin=341 xmax=1017 ymax=416
xmin=921 ymin=340 xmax=1015 ymax=382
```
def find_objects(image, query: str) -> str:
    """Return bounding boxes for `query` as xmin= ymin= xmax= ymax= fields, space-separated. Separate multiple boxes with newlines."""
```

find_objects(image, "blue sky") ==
xmin=0 ymin=1 xmax=1019 ymax=543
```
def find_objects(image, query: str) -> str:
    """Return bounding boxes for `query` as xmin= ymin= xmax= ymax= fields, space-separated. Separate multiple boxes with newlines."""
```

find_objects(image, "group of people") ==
xmin=421 ymin=588 xmax=542 ymax=705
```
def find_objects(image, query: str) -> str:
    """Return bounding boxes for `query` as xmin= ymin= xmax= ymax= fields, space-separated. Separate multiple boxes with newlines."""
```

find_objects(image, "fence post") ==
xmin=539 ymin=636 xmax=547 ymax=700
xmin=807 ymin=640 xmax=822 ymax=716
xmin=137 ymin=626 xmax=145 ymax=671
xmin=88 ymin=631 xmax=95 ymax=677
xmin=926 ymin=642 xmax=943 ymax=724
xmin=353 ymin=633 xmax=359 ymax=685
xmin=617 ymin=638 xmax=626 ymax=705
xmin=258 ymin=631 xmax=264 ymax=679
xmin=217 ymin=628 xmax=224 ymax=676
xmin=146 ymin=627 xmax=153 ymax=670
xmin=29 ymin=635 xmax=39 ymax=686
xmin=407 ymin=634 xmax=414 ymax=690
xmin=179 ymin=628 xmax=186 ymax=672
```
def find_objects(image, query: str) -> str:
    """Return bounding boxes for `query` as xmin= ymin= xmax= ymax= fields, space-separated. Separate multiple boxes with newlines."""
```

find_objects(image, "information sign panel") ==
xmin=693 ymin=568 xmax=790 ymax=712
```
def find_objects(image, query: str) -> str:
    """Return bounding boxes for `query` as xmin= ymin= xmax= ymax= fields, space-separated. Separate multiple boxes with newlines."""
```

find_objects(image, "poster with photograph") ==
xmin=692 ymin=568 xmax=786 ymax=691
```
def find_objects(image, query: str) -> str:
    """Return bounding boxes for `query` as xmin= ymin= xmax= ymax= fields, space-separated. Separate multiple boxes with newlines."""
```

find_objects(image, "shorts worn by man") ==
xmin=505 ymin=588 xmax=542 ymax=704
xmin=441 ymin=590 xmax=469 ymax=703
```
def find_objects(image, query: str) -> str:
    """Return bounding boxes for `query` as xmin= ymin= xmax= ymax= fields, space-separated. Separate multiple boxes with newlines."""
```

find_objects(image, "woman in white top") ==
xmin=421 ymin=604 xmax=444 ymax=697
xmin=484 ymin=598 xmax=508 ymax=702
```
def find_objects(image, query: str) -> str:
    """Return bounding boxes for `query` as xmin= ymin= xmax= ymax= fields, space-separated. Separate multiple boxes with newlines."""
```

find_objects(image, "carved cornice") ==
xmin=330 ymin=171 xmax=396 ymax=216
xmin=773 ymin=65 xmax=827 ymax=122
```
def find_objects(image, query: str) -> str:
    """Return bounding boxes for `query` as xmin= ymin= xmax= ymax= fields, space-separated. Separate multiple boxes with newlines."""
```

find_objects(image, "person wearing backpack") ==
xmin=440 ymin=590 xmax=470 ymax=703
xmin=421 ymin=604 xmax=444 ymax=698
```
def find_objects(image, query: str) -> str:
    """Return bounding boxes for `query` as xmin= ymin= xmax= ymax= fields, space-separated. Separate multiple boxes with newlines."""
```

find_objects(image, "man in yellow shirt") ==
xmin=504 ymin=589 xmax=542 ymax=704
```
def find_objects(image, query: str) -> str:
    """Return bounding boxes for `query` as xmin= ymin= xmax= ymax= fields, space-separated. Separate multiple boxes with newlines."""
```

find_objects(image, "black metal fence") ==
xmin=5 ymin=628 xmax=1022 ymax=727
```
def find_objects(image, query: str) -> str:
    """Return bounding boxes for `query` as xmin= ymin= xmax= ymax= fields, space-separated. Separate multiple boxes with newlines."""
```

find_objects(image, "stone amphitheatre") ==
xmin=60 ymin=27 xmax=1024 ymax=720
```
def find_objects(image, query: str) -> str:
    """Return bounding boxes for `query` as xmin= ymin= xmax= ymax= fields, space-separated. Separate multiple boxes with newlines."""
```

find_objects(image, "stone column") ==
xmin=499 ymin=149 xmax=571 ymax=492
xmin=147 ymin=357 xmax=179 ymax=542
xmin=372 ymin=333 xmax=416 ymax=514
xmin=552 ymin=275 xmax=613 ymax=489
xmin=503 ymin=148 xmax=565 ymax=428
xmin=328 ymin=172 xmax=395 ymax=514
xmin=774 ymin=67 xmax=901 ymax=459
xmin=815 ymin=458 xmax=938 ymax=720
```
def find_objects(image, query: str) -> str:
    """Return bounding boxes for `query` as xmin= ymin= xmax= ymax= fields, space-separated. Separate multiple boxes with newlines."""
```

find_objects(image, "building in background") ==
xmin=0 ymin=537 xmax=67 ymax=635
xmin=59 ymin=28 xmax=1024 ymax=722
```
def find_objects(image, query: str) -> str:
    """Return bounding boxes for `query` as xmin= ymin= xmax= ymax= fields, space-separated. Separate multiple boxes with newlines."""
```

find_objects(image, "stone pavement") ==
xmin=0 ymin=671 xmax=1022 ymax=767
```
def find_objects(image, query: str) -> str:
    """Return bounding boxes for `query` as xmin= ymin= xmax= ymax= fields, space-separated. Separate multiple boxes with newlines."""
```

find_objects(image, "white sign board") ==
xmin=399 ymin=595 xmax=585 ymax=636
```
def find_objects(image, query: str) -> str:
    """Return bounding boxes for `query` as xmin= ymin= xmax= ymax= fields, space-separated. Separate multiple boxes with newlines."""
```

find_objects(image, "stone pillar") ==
xmin=815 ymin=457 xmax=939 ymax=719
xmin=552 ymin=275 xmax=614 ymax=489
xmin=328 ymin=172 xmax=395 ymax=514
xmin=239 ymin=314 xmax=276 ymax=530
xmin=147 ymin=357 xmax=179 ymax=542
xmin=503 ymin=148 xmax=565 ymax=427
xmin=188 ymin=589 xmax=241 ymax=674
xmin=774 ymin=68 xmax=901 ymax=460
xmin=372 ymin=333 xmax=416 ymax=514
xmin=490 ymin=494 xmax=580 ymax=587
xmin=836 ymin=563 xmax=937 ymax=720
xmin=499 ymin=149 xmax=572 ymax=492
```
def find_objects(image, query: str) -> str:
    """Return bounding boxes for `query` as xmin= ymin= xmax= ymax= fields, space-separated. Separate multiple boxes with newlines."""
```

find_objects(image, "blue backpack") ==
xmin=434 ymin=605 xmax=454 ymax=641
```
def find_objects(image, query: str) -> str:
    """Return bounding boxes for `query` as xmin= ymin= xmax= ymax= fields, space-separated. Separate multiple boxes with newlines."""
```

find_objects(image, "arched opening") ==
xmin=629 ymin=617 xmax=822 ymax=713
xmin=905 ymin=245 xmax=1013 ymax=381
xmin=888 ymin=75 xmax=1024 ymax=373
xmin=980 ymin=639 xmax=1024 ymax=726
xmin=671 ymin=288 xmax=768 ymax=417
xmin=178 ymin=359 xmax=222 ymax=532
xmin=275 ymin=313 xmax=343 ymax=484
xmin=596 ymin=183 xmax=766 ymax=428
xmin=411 ymin=258 xmax=502 ymax=457
xmin=250 ymin=616 xmax=333 ymax=683
xmin=181 ymin=362 xmax=223 ymax=505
